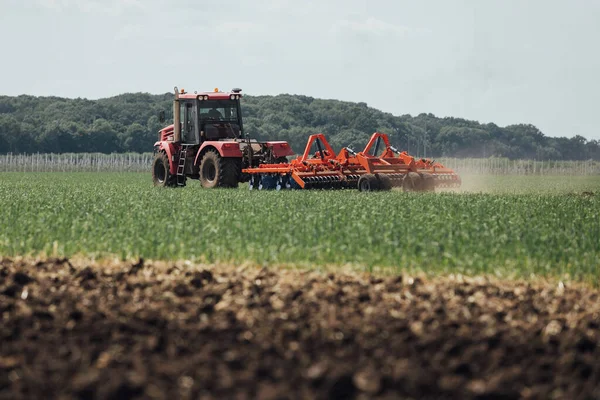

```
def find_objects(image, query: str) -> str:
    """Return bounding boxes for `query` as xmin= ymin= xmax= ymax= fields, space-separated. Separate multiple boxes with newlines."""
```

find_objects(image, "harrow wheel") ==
xmin=358 ymin=174 xmax=379 ymax=192
xmin=421 ymin=173 xmax=435 ymax=192
xmin=402 ymin=172 xmax=422 ymax=192
xmin=376 ymin=174 xmax=393 ymax=191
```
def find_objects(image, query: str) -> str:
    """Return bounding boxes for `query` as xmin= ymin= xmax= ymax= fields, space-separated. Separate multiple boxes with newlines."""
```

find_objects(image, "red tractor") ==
xmin=152 ymin=87 xmax=295 ymax=188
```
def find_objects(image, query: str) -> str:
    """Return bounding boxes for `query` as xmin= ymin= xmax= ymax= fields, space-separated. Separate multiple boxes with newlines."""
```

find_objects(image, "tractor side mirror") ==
xmin=158 ymin=111 xmax=165 ymax=123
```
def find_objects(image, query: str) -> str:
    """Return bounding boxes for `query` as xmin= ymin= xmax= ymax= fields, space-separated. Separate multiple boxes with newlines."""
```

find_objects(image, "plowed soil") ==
xmin=1 ymin=258 xmax=599 ymax=400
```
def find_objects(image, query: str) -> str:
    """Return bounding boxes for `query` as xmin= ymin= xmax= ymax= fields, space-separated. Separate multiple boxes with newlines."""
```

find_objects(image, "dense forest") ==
xmin=0 ymin=92 xmax=598 ymax=160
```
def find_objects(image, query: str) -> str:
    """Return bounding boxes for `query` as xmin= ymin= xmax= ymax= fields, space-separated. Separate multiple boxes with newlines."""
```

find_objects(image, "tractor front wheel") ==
xmin=199 ymin=150 xmax=240 ymax=188
xmin=152 ymin=152 xmax=175 ymax=187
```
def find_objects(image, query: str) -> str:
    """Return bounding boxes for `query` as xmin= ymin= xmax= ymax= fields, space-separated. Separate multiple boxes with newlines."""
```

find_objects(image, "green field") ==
xmin=0 ymin=173 xmax=598 ymax=281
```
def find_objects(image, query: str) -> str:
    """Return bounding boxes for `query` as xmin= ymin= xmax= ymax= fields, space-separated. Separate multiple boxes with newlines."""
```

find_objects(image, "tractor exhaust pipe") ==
xmin=173 ymin=86 xmax=181 ymax=143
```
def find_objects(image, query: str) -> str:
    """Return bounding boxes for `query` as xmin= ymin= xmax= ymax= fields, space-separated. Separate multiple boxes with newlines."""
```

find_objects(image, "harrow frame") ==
xmin=242 ymin=132 xmax=461 ymax=191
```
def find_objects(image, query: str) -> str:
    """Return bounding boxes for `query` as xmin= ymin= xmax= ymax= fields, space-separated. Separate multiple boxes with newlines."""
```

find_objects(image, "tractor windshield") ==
xmin=199 ymin=100 xmax=239 ymax=122
xmin=199 ymin=99 xmax=242 ymax=140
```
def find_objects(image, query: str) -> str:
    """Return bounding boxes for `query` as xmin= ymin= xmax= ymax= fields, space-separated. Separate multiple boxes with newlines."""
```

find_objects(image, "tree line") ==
xmin=0 ymin=92 xmax=598 ymax=160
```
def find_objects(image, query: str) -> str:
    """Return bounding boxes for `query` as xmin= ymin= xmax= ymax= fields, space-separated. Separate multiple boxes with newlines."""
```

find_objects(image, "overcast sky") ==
xmin=1 ymin=0 xmax=599 ymax=139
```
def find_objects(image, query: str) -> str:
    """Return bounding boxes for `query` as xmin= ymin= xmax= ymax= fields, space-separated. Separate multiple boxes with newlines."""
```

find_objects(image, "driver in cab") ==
xmin=208 ymin=107 xmax=223 ymax=120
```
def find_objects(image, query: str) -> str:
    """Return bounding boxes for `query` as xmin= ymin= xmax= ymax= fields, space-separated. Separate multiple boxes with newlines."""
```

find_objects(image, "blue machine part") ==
xmin=259 ymin=174 xmax=278 ymax=190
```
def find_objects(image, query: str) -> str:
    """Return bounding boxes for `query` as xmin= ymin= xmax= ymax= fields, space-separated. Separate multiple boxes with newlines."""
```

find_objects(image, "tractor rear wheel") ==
xmin=220 ymin=158 xmax=240 ymax=188
xmin=199 ymin=150 xmax=240 ymax=188
xmin=358 ymin=174 xmax=379 ymax=192
xmin=152 ymin=152 xmax=175 ymax=187
xmin=402 ymin=172 xmax=422 ymax=192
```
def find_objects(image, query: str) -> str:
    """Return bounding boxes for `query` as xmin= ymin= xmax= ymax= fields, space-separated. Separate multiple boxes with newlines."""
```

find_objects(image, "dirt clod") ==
xmin=353 ymin=368 xmax=381 ymax=394
xmin=76 ymin=266 xmax=96 ymax=282
xmin=12 ymin=271 xmax=33 ymax=285
xmin=0 ymin=258 xmax=599 ymax=399
xmin=172 ymin=283 xmax=192 ymax=297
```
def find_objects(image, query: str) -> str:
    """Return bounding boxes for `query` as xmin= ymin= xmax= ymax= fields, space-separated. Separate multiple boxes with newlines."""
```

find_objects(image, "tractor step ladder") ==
xmin=176 ymin=145 xmax=187 ymax=186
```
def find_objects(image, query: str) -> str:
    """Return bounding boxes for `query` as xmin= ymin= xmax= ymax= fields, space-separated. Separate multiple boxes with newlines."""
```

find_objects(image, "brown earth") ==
xmin=0 ymin=257 xmax=599 ymax=400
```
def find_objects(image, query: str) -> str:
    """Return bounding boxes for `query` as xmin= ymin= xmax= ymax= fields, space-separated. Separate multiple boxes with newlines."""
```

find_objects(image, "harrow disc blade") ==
xmin=302 ymin=175 xmax=345 ymax=190
xmin=433 ymin=173 xmax=461 ymax=189
xmin=248 ymin=175 xmax=259 ymax=190
xmin=258 ymin=174 xmax=278 ymax=190
xmin=276 ymin=175 xmax=290 ymax=190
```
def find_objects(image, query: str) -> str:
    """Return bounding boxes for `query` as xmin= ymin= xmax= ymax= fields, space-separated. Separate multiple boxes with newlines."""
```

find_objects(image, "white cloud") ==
xmin=240 ymin=55 xmax=267 ymax=67
xmin=36 ymin=0 xmax=60 ymax=9
xmin=114 ymin=23 xmax=145 ymax=40
xmin=331 ymin=17 xmax=410 ymax=37
xmin=214 ymin=22 xmax=267 ymax=35
xmin=36 ymin=0 xmax=145 ymax=15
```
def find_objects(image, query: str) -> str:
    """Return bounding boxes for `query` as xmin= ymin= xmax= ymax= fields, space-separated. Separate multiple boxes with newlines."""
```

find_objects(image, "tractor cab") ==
xmin=153 ymin=86 xmax=295 ymax=189
xmin=176 ymin=88 xmax=244 ymax=145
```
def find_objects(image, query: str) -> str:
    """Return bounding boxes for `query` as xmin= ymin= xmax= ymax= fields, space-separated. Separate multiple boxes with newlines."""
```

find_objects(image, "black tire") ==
xmin=376 ymin=173 xmax=393 ymax=191
xmin=152 ymin=152 xmax=175 ymax=187
xmin=358 ymin=174 xmax=379 ymax=192
xmin=421 ymin=173 xmax=435 ymax=192
xmin=199 ymin=150 xmax=240 ymax=188
xmin=402 ymin=172 xmax=422 ymax=192
xmin=220 ymin=158 xmax=240 ymax=188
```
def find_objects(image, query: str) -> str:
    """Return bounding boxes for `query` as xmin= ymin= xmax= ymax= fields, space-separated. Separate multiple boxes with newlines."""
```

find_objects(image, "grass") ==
xmin=0 ymin=172 xmax=598 ymax=282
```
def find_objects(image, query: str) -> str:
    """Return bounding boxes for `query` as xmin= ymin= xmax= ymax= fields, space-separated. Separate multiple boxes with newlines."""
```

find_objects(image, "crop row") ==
xmin=0 ymin=173 xmax=598 ymax=282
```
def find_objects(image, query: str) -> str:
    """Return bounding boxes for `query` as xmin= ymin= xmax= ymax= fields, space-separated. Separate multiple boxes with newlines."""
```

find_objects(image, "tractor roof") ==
xmin=178 ymin=88 xmax=242 ymax=100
